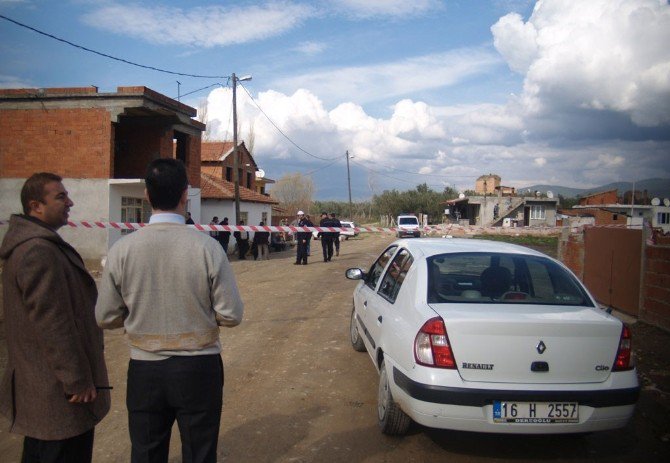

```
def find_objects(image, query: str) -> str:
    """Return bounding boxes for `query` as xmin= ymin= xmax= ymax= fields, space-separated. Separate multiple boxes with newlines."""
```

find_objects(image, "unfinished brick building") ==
xmin=0 ymin=86 xmax=205 ymax=261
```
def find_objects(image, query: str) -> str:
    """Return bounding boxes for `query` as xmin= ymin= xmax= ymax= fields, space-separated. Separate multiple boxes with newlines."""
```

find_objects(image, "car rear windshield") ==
xmin=399 ymin=217 xmax=418 ymax=225
xmin=427 ymin=252 xmax=593 ymax=306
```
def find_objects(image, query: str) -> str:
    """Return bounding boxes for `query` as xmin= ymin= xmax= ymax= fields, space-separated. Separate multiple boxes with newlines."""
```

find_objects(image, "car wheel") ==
xmin=378 ymin=363 xmax=411 ymax=435
xmin=350 ymin=307 xmax=366 ymax=352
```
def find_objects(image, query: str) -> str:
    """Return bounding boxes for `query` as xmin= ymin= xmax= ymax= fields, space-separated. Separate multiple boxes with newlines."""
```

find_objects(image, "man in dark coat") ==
xmin=233 ymin=220 xmax=250 ymax=260
xmin=294 ymin=211 xmax=312 ymax=265
xmin=318 ymin=212 xmax=334 ymax=262
xmin=0 ymin=172 xmax=111 ymax=462
xmin=330 ymin=212 xmax=342 ymax=256
xmin=218 ymin=217 xmax=231 ymax=254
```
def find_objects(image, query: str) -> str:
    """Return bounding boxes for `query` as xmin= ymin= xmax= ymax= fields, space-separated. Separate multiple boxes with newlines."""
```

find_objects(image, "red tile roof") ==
xmin=201 ymin=142 xmax=234 ymax=162
xmin=200 ymin=171 xmax=278 ymax=204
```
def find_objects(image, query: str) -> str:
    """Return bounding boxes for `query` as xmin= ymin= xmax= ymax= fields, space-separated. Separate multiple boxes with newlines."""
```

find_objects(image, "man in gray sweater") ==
xmin=96 ymin=158 xmax=244 ymax=463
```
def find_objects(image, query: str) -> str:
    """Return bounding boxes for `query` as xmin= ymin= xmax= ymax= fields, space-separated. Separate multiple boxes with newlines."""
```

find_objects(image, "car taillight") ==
xmin=414 ymin=317 xmax=456 ymax=368
xmin=612 ymin=324 xmax=634 ymax=371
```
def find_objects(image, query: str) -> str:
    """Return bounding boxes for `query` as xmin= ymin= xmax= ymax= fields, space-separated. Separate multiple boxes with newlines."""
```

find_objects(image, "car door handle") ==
xmin=377 ymin=315 xmax=383 ymax=324
xmin=363 ymin=301 xmax=367 ymax=308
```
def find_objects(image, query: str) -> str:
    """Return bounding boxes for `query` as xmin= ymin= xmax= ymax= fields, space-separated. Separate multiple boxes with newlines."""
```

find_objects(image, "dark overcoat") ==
xmin=0 ymin=215 xmax=110 ymax=440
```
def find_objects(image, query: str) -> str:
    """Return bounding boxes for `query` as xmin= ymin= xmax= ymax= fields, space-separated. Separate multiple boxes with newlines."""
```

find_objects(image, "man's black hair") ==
xmin=145 ymin=158 xmax=189 ymax=210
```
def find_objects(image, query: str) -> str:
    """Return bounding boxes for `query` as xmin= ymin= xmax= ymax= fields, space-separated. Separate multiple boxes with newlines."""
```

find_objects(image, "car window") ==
xmin=399 ymin=217 xmax=418 ymax=225
xmin=427 ymin=252 xmax=593 ymax=306
xmin=378 ymin=249 xmax=414 ymax=303
xmin=366 ymin=246 xmax=397 ymax=290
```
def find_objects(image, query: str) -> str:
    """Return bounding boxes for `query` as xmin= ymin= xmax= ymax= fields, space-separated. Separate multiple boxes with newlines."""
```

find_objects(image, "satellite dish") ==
xmin=664 ymin=198 xmax=670 ymax=207
xmin=547 ymin=191 xmax=554 ymax=199
xmin=651 ymin=197 xmax=661 ymax=206
xmin=458 ymin=193 xmax=465 ymax=199
xmin=255 ymin=169 xmax=265 ymax=178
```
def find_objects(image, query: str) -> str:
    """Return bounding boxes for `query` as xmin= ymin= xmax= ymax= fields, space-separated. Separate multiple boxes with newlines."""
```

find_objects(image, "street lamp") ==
xmin=232 ymin=73 xmax=252 ymax=225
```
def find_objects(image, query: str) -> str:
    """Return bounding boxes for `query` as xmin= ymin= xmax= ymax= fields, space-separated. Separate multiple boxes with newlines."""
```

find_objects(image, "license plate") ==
xmin=493 ymin=401 xmax=579 ymax=423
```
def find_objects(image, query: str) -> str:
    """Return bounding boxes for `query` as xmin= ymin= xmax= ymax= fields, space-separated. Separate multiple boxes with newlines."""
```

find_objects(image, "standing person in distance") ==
xmin=294 ymin=211 xmax=312 ymax=265
xmin=185 ymin=212 xmax=195 ymax=224
xmin=209 ymin=216 xmax=219 ymax=240
xmin=318 ymin=212 xmax=334 ymax=262
xmin=253 ymin=221 xmax=270 ymax=260
xmin=96 ymin=159 xmax=244 ymax=463
xmin=330 ymin=212 xmax=342 ymax=257
xmin=218 ymin=217 xmax=231 ymax=254
xmin=0 ymin=172 xmax=110 ymax=463
xmin=233 ymin=220 xmax=250 ymax=260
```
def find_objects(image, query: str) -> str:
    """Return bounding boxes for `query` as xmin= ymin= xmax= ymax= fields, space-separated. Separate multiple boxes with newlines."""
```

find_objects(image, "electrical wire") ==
xmin=238 ymin=83 xmax=340 ymax=162
xmin=0 ymin=14 xmax=229 ymax=79
xmin=175 ymin=82 xmax=226 ymax=100
xmin=349 ymin=158 xmax=445 ymax=189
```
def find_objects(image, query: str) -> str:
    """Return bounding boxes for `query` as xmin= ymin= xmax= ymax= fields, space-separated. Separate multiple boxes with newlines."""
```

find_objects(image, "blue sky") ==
xmin=1 ymin=0 xmax=669 ymax=200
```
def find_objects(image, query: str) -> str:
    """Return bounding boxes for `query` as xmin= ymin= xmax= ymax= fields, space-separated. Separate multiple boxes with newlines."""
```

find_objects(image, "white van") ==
xmin=396 ymin=215 xmax=421 ymax=238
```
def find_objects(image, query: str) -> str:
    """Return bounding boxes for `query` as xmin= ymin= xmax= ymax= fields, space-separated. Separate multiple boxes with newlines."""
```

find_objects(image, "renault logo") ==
xmin=536 ymin=341 xmax=547 ymax=354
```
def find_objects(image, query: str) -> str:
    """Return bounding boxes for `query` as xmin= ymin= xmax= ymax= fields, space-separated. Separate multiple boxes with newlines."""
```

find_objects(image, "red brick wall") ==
xmin=186 ymin=134 xmax=201 ymax=188
xmin=579 ymin=190 xmax=618 ymax=206
xmin=0 ymin=108 xmax=112 ymax=178
xmin=641 ymin=245 xmax=670 ymax=331
xmin=559 ymin=232 xmax=585 ymax=280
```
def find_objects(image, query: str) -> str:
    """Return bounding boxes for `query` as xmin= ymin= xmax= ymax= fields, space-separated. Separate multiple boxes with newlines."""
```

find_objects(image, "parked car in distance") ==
xmin=313 ymin=220 xmax=359 ymax=240
xmin=339 ymin=220 xmax=359 ymax=240
xmin=396 ymin=215 xmax=421 ymax=238
xmin=346 ymin=238 xmax=639 ymax=436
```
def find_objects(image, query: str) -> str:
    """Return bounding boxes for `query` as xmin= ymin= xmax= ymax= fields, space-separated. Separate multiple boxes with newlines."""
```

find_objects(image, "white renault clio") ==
xmin=346 ymin=238 xmax=639 ymax=435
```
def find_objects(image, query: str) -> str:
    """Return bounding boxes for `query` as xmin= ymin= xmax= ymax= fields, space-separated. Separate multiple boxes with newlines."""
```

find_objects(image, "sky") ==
xmin=1 ymin=0 xmax=669 ymax=200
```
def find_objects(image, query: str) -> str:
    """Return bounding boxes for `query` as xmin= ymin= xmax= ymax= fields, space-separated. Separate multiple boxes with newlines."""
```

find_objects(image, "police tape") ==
xmin=0 ymin=219 xmax=648 ymax=234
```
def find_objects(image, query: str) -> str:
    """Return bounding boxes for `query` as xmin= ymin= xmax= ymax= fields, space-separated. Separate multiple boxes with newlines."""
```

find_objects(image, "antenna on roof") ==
xmin=664 ymin=198 xmax=670 ymax=207
xmin=651 ymin=197 xmax=661 ymax=206
xmin=547 ymin=191 xmax=554 ymax=199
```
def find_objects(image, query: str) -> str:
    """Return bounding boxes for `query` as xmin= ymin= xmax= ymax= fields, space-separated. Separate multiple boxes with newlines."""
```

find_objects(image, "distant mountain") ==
xmin=522 ymin=178 xmax=670 ymax=199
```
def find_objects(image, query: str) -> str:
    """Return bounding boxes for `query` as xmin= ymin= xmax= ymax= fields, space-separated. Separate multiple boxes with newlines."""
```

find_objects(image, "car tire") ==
xmin=350 ymin=308 xmax=366 ymax=352
xmin=378 ymin=363 xmax=411 ymax=435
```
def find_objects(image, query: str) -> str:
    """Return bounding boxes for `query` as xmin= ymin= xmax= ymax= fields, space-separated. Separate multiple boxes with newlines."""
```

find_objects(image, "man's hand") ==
xmin=68 ymin=386 xmax=97 ymax=403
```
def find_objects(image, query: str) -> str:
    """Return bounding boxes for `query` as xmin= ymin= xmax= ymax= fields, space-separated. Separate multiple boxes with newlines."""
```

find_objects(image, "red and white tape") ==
xmin=0 ymin=219 xmax=648 ymax=234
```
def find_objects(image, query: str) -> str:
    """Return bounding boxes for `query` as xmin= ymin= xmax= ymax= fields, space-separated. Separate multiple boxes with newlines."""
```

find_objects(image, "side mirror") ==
xmin=345 ymin=268 xmax=365 ymax=280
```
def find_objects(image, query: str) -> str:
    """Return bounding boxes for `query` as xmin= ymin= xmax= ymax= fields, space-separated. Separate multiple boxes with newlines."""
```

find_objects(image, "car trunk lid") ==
xmin=429 ymin=303 xmax=622 ymax=384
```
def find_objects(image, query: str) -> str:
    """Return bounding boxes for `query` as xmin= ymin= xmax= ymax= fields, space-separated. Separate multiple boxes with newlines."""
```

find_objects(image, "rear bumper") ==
xmin=393 ymin=368 xmax=640 ymax=408
xmin=391 ymin=366 xmax=639 ymax=434
xmin=397 ymin=229 xmax=421 ymax=237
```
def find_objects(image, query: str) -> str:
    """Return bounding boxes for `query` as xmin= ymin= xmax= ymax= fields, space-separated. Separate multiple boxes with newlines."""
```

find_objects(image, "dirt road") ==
xmin=1 ymin=234 xmax=669 ymax=462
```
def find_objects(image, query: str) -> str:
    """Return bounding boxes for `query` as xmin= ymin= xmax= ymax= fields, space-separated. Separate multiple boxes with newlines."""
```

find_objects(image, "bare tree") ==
xmin=197 ymin=98 xmax=215 ymax=141
xmin=270 ymin=173 xmax=314 ymax=216
xmin=246 ymin=121 xmax=256 ymax=156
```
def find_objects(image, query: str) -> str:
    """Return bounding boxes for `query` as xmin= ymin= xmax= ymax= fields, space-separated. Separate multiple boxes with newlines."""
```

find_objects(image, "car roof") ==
xmin=393 ymin=237 xmax=548 ymax=259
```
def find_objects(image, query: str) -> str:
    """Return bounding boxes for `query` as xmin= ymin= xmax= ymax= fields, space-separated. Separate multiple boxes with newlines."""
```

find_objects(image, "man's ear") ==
xmin=144 ymin=188 xmax=150 ymax=203
xmin=179 ymin=188 xmax=188 ymax=206
xmin=27 ymin=199 xmax=43 ymax=217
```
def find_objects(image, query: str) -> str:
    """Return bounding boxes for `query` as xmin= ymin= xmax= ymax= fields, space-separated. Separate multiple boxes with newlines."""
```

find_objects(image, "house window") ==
xmin=239 ymin=211 xmax=248 ymax=225
xmin=530 ymin=205 xmax=546 ymax=220
xmin=658 ymin=212 xmax=670 ymax=225
xmin=261 ymin=212 xmax=268 ymax=224
xmin=121 ymin=197 xmax=151 ymax=234
xmin=226 ymin=167 xmax=232 ymax=181
xmin=247 ymin=172 xmax=252 ymax=188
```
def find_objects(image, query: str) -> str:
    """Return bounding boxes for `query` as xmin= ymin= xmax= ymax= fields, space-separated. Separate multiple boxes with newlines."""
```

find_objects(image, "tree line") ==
xmin=271 ymin=173 xmax=458 ymax=224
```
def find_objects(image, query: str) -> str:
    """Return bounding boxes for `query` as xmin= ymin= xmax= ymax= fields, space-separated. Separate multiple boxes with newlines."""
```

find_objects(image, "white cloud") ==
xmin=534 ymin=157 xmax=547 ymax=166
xmin=492 ymin=0 xmax=670 ymax=128
xmin=294 ymin=41 xmax=327 ymax=55
xmin=0 ymin=74 xmax=32 ymax=88
xmin=331 ymin=0 xmax=441 ymax=18
xmin=81 ymin=1 xmax=315 ymax=47
xmin=271 ymin=47 xmax=501 ymax=105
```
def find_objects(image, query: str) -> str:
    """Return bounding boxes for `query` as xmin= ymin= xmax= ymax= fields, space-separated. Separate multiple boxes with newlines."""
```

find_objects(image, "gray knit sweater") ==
xmin=96 ymin=222 xmax=244 ymax=360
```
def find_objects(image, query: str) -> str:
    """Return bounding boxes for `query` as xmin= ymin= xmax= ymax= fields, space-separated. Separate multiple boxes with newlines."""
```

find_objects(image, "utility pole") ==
xmin=231 ymin=73 xmax=252 ymax=226
xmin=346 ymin=150 xmax=353 ymax=220
xmin=177 ymin=81 xmax=181 ymax=101
xmin=232 ymin=73 xmax=240 ymax=225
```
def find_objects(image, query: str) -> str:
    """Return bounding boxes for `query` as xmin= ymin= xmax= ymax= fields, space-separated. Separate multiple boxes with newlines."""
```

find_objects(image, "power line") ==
xmin=0 ymin=14 xmax=229 ymax=79
xmin=238 ymin=83 xmax=340 ymax=162
xmin=349 ymin=158 xmax=445 ymax=189
xmin=175 ymin=82 xmax=226 ymax=100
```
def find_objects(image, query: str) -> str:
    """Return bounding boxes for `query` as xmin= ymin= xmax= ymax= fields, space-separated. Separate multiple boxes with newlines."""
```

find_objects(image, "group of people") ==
xmin=207 ymin=217 xmax=271 ymax=261
xmin=0 ymin=159 xmax=244 ymax=463
xmin=293 ymin=210 xmax=343 ymax=265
